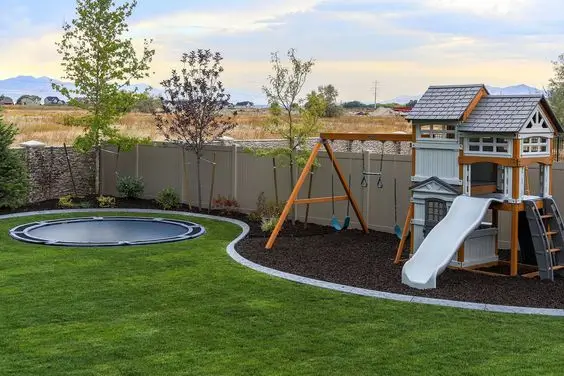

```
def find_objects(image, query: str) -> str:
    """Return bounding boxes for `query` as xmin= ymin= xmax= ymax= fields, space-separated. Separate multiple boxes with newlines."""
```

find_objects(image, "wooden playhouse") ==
xmin=401 ymin=84 xmax=564 ymax=280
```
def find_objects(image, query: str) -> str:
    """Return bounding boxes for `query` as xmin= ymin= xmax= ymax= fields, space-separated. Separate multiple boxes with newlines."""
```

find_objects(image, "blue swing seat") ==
xmin=331 ymin=215 xmax=351 ymax=231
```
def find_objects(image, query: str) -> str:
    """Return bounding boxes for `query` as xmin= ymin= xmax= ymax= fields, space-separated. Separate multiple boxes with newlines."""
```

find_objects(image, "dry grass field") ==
xmin=2 ymin=105 xmax=411 ymax=146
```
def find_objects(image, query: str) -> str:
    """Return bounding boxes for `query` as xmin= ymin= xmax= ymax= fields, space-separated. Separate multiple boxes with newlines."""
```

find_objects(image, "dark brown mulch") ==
xmin=3 ymin=198 xmax=563 ymax=309
xmin=237 ymin=225 xmax=564 ymax=309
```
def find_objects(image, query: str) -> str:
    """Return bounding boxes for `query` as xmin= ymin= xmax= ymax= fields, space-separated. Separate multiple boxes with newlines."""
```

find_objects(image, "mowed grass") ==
xmin=1 ymin=212 xmax=562 ymax=375
xmin=3 ymin=106 xmax=411 ymax=146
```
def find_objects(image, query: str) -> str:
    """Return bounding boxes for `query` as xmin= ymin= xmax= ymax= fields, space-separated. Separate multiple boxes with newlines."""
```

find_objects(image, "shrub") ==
xmin=213 ymin=195 xmax=239 ymax=215
xmin=249 ymin=192 xmax=285 ymax=223
xmin=156 ymin=187 xmax=180 ymax=210
xmin=78 ymin=200 xmax=93 ymax=208
xmin=58 ymin=195 xmax=75 ymax=208
xmin=97 ymin=195 xmax=116 ymax=208
xmin=0 ymin=110 xmax=29 ymax=209
xmin=261 ymin=216 xmax=279 ymax=233
xmin=116 ymin=175 xmax=144 ymax=199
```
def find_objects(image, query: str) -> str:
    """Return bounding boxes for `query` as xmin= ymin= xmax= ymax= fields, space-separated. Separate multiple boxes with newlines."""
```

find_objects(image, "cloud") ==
xmin=423 ymin=0 xmax=531 ymax=17
xmin=132 ymin=0 xmax=323 ymax=37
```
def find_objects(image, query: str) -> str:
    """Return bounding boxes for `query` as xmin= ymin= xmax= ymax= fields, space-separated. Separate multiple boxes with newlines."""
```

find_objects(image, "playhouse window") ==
xmin=419 ymin=124 xmax=456 ymax=140
xmin=423 ymin=199 xmax=448 ymax=237
xmin=522 ymin=137 xmax=548 ymax=155
xmin=465 ymin=137 xmax=510 ymax=155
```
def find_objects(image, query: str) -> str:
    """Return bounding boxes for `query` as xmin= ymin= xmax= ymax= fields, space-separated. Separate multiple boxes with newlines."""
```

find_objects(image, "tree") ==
xmin=342 ymin=100 xmax=369 ymax=109
xmin=154 ymin=49 xmax=236 ymax=210
xmin=262 ymin=48 xmax=316 ymax=193
xmin=0 ymin=108 xmax=28 ymax=208
xmin=316 ymin=85 xmax=343 ymax=117
xmin=53 ymin=0 xmax=154 ymax=156
xmin=548 ymin=53 xmax=564 ymax=123
xmin=406 ymin=99 xmax=418 ymax=107
xmin=133 ymin=95 xmax=162 ymax=113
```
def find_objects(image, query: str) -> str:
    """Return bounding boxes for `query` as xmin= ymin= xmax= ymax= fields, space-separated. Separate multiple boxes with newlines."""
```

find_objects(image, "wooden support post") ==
xmin=323 ymin=141 xmax=369 ymax=233
xmin=510 ymin=205 xmax=519 ymax=276
xmin=394 ymin=202 xmax=413 ymax=264
xmin=265 ymin=142 xmax=322 ymax=249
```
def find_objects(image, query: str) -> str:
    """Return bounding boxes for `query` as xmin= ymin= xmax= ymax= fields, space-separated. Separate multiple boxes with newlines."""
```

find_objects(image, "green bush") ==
xmin=116 ymin=175 xmax=144 ymax=199
xmin=156 ymin=187 xmax=180 ymax=210
xmin=261 ymin=216 xmax=279 ymax=233
xmin=0 ymin=110 xmax=29 ymax=209
xmin=58 ymin=195 xmax=75 ymax=208
xmin=97 ymin=195 xmax=116 ymax=208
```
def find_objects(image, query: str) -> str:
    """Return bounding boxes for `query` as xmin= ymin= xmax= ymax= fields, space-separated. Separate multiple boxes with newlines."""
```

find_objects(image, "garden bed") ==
xmin=3 ymin=197 xmax=563 ymax=309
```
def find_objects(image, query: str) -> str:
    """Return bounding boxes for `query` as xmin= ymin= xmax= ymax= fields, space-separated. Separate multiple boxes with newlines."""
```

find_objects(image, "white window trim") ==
xmin=463 ymin=136 xmax=513 ymax=157
xmin=521 ymin=136 xmax=549 ymax=156
xmin=417 ymin=124 xmax=457 ymax=142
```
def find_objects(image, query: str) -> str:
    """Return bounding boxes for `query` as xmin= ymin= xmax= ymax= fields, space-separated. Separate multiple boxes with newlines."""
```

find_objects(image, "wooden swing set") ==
xmin=265 ymin=132 xmax=412 ymax=249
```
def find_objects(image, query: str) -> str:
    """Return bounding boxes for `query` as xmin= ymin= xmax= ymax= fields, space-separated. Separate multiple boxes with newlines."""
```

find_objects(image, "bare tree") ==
xmin=155 ymin=49 xmax=236 ymax=209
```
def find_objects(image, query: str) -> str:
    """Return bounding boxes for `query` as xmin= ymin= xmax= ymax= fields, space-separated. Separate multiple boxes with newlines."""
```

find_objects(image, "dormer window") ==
xmin=418 ymin=124 xmax=456 ymax=140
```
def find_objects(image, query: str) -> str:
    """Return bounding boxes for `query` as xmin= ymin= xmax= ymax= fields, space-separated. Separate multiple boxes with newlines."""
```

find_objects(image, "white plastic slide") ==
xmin=402 ymin=195 xmax=503 ymax=289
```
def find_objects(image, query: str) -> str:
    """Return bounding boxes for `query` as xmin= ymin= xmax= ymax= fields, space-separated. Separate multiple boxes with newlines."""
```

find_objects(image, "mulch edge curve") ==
xmin=1 ymin=209 xmax=563 ymax=317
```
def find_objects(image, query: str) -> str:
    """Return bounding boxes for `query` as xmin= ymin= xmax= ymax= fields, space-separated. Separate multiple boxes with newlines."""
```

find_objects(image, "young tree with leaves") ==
xmin=155 ymin=49 xmax=236 ymax=210
xmin=0 ymin=109 xmax=28 ymax=209
xmin=54 ymin=0 xmax=154 ymax=192
xmin=548 ymin=53 xmax=564 ymax=123
xmin=314 ymin=85 xmax=343 ymax=117
xmin=262 ymin=49 xmax=319 ymax=193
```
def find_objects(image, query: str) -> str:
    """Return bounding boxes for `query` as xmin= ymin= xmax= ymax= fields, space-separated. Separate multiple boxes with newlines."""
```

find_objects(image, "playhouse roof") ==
xmin=407 ymin=84 xmax=487 ymax=121
xmin=458 ymin=95 xmax=563 ymax=133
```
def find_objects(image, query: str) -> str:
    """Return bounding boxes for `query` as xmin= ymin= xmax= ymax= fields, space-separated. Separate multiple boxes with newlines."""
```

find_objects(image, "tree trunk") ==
xmin=196 ymin=154 xmax=202 ymax=211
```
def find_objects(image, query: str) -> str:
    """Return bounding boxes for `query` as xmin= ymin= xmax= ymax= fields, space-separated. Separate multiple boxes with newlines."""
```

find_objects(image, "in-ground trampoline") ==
xmin=9 ymin=217 xmax=205 ymax=247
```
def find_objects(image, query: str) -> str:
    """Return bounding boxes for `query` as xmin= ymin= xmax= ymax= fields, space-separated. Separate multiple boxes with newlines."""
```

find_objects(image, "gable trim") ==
xmin=410 ymin=176 xmax=459 ymax=194
xmin=519 ymin=104 xmax=555 ymax=135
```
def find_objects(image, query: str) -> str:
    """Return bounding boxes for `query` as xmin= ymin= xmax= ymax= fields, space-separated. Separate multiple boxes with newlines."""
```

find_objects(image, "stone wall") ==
xmin=19 ymin=146 xmax=96 ymax=203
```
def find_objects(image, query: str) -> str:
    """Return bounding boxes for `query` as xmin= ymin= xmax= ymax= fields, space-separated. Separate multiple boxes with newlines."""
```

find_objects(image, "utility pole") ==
xmin=373 ymin=80 xmax=379 ymax=109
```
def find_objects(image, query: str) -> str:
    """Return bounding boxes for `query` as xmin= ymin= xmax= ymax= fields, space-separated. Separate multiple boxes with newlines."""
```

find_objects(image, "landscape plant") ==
xmin=57 ymin=195 xmax=75 ymax=208
xmin=154 ymin=49 xmax=236 ymax=210
xmin=53 ymin=0 xmax=154 ymax=192
xmin=96 ymin=195 xmax=116 ymax=208
xmin=156 ymin=187 xmax=180 ymax=210
xmin=212 ymin=194 xmax=239 ymax=215
xmin=0 ymin=109 xmax=29 ymax=209
xmin=116 ymin=175 xmax=144 ymax=199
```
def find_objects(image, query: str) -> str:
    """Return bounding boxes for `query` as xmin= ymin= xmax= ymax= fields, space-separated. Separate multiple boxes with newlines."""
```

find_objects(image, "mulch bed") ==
xmin=2 ymin=198 xmax=563 ymax=309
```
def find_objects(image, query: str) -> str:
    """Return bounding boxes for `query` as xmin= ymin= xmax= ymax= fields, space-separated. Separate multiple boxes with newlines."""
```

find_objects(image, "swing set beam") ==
xmin=265 ymin=138 xmax=369 ymax=249
xmin=320 ymin=132 xmax=412 ymax=142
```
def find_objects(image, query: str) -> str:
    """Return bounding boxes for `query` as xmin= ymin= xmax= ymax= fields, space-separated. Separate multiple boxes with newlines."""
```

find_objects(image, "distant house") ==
xmin=0 ymin=96 xmax=14 ymax=105
xmin=44 ymin=96 xmax=66 ymax=106
xmin=16 ymin=95 xmax=42 ymax=106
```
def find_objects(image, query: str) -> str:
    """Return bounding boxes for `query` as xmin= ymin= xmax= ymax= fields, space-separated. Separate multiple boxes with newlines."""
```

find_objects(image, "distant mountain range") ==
xmin=0 ymin=76 xmax=546 ymax=106
xmin=383 ymin=84 xmax=545 ymax=104
xmin=0 ymin=75 xmax=266 ymax=105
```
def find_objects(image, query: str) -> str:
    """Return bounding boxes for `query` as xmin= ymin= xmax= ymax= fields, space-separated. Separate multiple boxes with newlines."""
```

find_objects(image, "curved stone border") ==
xmin=2 ymin=209 xmax=563 ymax=316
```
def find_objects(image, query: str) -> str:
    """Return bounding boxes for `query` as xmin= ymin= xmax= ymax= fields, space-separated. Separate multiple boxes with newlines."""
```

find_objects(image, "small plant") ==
xmin=116 ymin=175 xmax=144 ymax=199
xmin=97 ymin=195 xmax=116 ymax=208
xmin=58 ymin=195 xmax=75 ymax=208
xmin=213 ymin=194 xmax=240 ymax=215
xmin=156 ymin=187 xmax=180 ymax=210
xmin=261 ymin=216 xmax=279 ymax=233
xmin=77 ymin=200 xmax=93 ymax=209
xmin=0 ymin=110 xmax=29 ymax=209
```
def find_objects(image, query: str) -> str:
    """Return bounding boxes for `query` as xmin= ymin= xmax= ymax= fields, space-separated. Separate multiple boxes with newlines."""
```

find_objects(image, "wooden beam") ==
xmin=323 ymin=141 xmax=369 ymax=233
xmin=462 ymin=87 xmax=488 ymax=121
xmin=471 ymin=184 xmax=497 ymax=195
xmin=319 ymin=132 xmax=412 ymax=142
xmin=265 ymin=142 xmax=322 ymax=249
xmin=294 ymin=196 xmax=348 ymax=205
xmin=458 ymin=155 xmax=552 ymax=167
xmin=394 ymin=202 xmax=413 ymax=264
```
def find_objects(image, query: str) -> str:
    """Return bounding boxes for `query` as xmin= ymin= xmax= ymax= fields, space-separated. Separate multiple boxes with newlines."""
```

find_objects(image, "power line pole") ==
xmin=373 ymin=80 xmax=379 ymax=108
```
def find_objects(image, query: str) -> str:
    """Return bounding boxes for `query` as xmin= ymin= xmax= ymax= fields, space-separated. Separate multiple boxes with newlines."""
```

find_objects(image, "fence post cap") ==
xmin=20 ymin=140 xmax=46 ymax=148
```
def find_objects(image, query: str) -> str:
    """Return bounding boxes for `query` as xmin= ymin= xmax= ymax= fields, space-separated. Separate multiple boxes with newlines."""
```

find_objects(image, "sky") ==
xmin=0 ymin=0 xmax=563 ymax=103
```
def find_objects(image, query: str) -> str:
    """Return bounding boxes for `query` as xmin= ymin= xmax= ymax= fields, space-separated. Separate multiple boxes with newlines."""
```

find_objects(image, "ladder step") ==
xmin=553 ymin=265 xmax=564 ymax=271
xmin=541 ymin=214 xmax=553 ymax=219
xmin=546 ymin=231 xmax=558 ymax=236
xmin=549 ymin=248 xmax=561 ymax=253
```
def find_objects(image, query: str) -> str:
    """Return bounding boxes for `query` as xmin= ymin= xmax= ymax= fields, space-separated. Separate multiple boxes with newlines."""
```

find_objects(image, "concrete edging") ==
xmin=2 ymin=209 xmax=563 ymax=317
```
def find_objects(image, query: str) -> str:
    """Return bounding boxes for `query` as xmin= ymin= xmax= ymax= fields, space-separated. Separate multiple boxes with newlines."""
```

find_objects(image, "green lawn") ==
xmin=0 ymin=212 xmax=562 ymax=375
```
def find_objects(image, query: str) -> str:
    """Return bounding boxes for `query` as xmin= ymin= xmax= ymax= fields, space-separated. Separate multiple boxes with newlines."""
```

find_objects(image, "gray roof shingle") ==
xmin=458 ymin=95 xmax=541 ymax=133
xmin=407 ymin=84 xmax=485 ymax=121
